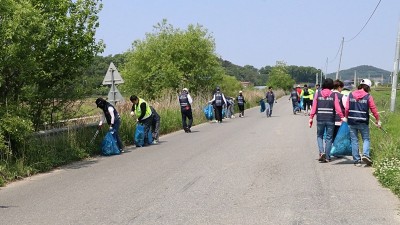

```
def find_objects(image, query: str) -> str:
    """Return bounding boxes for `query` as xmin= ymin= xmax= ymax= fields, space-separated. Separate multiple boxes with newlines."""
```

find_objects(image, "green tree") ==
xmin=122 ymin=19 xmax=224 ymax=99
xmin=266 ymin=61 xmax=295 ymax=91
xmin=0 ymin=0 xmax=104 ymax=130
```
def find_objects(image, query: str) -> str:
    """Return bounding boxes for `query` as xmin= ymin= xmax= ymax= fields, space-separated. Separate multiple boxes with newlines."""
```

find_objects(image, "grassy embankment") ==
xmin=0 ymin=89 xmax=284 ymax=186
xmin=369 ymin=88 xmax=400 ymax=197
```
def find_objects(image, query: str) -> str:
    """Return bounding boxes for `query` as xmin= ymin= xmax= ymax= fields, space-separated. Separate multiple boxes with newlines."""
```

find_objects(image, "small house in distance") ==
xmin=240 ymin=81 xmax=253 ymax=88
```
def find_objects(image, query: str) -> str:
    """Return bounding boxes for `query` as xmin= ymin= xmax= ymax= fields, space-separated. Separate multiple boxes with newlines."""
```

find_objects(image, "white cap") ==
xmin=183 ymin=88 xmax=188 ymax=92
xmin=360 ymin=79 xmax=372 ymax=87
xmin=296 ymin=85 xmax=301 ymax=88
xmin=239 ymin=90 xmax=242 ymax=93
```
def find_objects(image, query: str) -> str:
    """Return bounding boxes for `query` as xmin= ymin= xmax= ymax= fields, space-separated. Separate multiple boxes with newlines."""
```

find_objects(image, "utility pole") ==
xmin=336 ymin=37 xmax=344 ymax=80
xmin=354 ymin=70 xmax=357 ymax=87
xmin=325 ymin=57 xmax=328 ymax=79
xmin=315 ymin=73 xmax=318 ymax=85
xmin=390 ymin=21 xmax=400 ymax=112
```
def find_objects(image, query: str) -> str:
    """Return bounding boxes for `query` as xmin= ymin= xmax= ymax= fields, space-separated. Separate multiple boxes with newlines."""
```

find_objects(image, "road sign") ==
xmin=107 ymin=84 xmax=124 ymax=105
xmin=102 ymin=62 xmax=124 ymax=85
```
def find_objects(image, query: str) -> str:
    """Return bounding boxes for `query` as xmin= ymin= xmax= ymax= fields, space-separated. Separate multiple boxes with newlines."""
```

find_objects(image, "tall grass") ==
xmin=369 ymin=88 xmax=400 ymax=197
xmin=0 ymin=88 xmax=274 ymax=186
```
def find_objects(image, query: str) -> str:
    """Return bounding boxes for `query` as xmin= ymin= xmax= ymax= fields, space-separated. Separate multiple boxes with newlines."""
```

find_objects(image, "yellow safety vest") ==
xmin=135 ymin=98 xmax=152 ymax=120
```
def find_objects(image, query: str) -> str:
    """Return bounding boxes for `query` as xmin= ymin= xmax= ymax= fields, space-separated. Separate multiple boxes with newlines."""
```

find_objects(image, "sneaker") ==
xmin=318 ymin=153 xmax=326 ymax=162
xmin=120 ymin=149 xmax=125 ymax=153
xmin=354 ymin=160 xmax=362 ymax=166
xmin=152 ymin=140 xmax=158 ymax=144
xmin=362 ymin=156 xmax=373 ymax=166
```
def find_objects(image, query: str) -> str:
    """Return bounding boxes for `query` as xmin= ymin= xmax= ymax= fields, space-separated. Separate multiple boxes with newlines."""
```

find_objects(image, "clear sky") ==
xmin=96 ymin=0 xmax=400 ymax=73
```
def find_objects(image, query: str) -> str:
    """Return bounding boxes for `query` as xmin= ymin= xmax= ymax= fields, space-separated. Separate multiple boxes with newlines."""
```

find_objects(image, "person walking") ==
xmin=150 ymin=106 xmax=160 ymax=144
xmin=288 ymin=87 xmax=300 ymax=114
xmin=95 ymin=98 xmax=124 ymax=153
xmin=301 ymin=84 xmax=314 ymax=116
xmin=236 ymin=91 xmax=246 ymax=117
xmin=309 ymin=78 xmax=345 ymax=162
xmin=345 ymin=79 xmax=381 ymax=166
xmin=209 ymin=86 xmax=227 ymax=123
xmin=130 ymin=95 xmax=153 ymax=145
xmin=178 ymin=88 xmax=193 ymax=132
xmin=265 ymin=87 xmax=276 ymax=117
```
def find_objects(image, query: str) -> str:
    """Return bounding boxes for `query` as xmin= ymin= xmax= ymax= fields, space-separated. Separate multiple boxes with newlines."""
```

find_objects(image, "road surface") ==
xmin=1 ymin=97 xmax=399 ymax=225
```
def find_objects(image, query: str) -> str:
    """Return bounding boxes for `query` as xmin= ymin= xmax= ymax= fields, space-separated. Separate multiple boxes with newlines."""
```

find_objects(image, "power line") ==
xmin=329 ymin=40 xmax=343 ymax=63
xmin=345 ymin=0 xmax=382 ymax=43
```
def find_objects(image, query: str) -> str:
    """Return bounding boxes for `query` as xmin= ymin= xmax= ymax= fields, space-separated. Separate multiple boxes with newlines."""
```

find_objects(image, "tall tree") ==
xmin=266 ymin=61 xmax=295 ymax=91
xmin=0 ymin=0 xmax=103 ymax=130
xmin=122 ymin=19 xmax=224 ymax=99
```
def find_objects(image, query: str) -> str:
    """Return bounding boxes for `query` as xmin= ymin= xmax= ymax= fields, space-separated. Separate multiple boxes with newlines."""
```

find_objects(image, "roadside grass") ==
xmin=370 ymin=88 xmax=400 ymax=197
xmin=0 ymin=88 xmax=276 ymax=186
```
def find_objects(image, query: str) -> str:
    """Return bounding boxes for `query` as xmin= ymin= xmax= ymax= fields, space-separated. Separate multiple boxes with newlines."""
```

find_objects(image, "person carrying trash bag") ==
xmin=178 ymin=88 xmax=193 ymax=132
xmin=308 ymin=78 xmax=345 ymax=163
xmin=130 ymin=95 xmax=153 ymax=146
xmin=265 ymin=86 xmax=276 ymax=117
xmin=95 ymin=97 xmax=124 ymax=154
xmin=209 ymin=86 xmax=227 ymax=123
xmin=345 ymin=79 xmax=381 ymax=166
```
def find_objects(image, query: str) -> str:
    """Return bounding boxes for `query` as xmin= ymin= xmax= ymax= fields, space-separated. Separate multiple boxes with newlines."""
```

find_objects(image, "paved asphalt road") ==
xmin=1 ymin=97 xmax=400 ymax=225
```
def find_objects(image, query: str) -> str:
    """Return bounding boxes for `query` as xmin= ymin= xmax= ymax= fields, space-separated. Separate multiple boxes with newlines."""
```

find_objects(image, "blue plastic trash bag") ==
xmin=260 ymin=99 xmax=266 ymax=112
xmin=147 ymin=128 xmax=153 ymax=145
xmin=299 ymin=97 xmax=304 ymax=110
xmin=101 ymin=131 xmax=120 ymax=156
xmin=134 ymin=124 xmax=145 ymax=147
xmin=203 ymin=104 xmax=214 ymax=120
xmin=330 ymin=122 xmax=352 ymax=156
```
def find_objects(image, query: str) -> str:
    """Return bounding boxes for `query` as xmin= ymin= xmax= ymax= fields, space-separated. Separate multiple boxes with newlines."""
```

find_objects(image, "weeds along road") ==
xmin=1 ymin=97 xmax=400 ymax=225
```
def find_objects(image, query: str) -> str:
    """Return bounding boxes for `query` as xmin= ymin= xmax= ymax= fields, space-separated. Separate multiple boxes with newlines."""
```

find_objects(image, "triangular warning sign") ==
xmin=102 ymin=62 xmax=124 ymax=85
xmin=107 ymin=84 xmax=125 ymax=105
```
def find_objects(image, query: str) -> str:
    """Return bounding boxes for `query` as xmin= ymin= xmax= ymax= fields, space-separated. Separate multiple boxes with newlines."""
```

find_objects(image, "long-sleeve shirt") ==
xmin=209 ymin=92 xmax=227 ymax=105
xmin=309 ymin=89 xmax=344 ymax=120
xmin=99 ymin=106 xmax=116 ymax=126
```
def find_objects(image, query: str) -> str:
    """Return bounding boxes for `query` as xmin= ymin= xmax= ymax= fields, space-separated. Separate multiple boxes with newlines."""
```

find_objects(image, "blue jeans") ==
xmin=267 ymin=102 xmax=274 ymax=116
xmin=349 ymin=124 xmax=370 ymax=161
xmin=316 ymin=121 xmax=334 ymax=159
xmin=112 ymin=118 xmax=123 ymax=150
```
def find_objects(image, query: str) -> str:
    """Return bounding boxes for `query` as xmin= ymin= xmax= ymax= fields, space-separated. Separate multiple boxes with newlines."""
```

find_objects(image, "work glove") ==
xmin=308 ymin=119 xmax=313 ymax=128
xmin=130 ymin=111 xmax=135 ymax=116
xmin=341 ymin=117 xmax=348 ymax=123
xmin=376 ymin=120 xmax=382 ymax=128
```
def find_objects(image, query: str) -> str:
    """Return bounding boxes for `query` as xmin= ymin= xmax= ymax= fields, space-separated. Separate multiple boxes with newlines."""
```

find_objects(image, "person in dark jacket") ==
xmin=95 ymin=98 xmax=124 ymax=153
xmin=130 ymin=95 xmax=153 ymax=145
xmin=236 ymin=91 xmax=246 ymax=117
xmin=288 ymin=88 xmax=300 ymax=114
xmin=150 ymin=106 xmax=160 ymax=144
xmin=209 ymin=86 xmax=227 ymax=123
xmin=265 ymin=87 xmax=276 ymax=117
xmin=178 ymin=88 xmax=193 ymax=132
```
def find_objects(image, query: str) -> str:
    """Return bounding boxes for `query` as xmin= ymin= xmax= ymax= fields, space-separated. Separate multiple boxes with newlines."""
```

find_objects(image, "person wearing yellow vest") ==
xmin=130 ymin=95 xmax=153 ymax=145
xmin=300 ymin=84 xmax=315 ymax=116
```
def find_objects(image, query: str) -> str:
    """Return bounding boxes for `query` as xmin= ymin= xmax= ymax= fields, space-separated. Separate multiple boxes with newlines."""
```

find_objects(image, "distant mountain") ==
xmin=326 ymin=65 xmax=391 ymax=83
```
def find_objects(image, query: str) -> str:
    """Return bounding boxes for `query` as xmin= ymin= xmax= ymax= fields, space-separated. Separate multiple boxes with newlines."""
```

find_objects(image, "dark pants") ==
xmin=267 ymin=102 xmax=274 ymax=116
xmin=214 ymin=105 xmax=223 ymax=122
xmin=152 ymin=114 xmax=160 ymax=141
xmin=238 ymin=104 xmax=245 ymax=116
xmin=140 ymin=116 xmax=153 ymax=145
xmin=112 ymin=118 xmax=123 ymax=150
xmin=181 ymin=109 xmax=193 ymax=130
